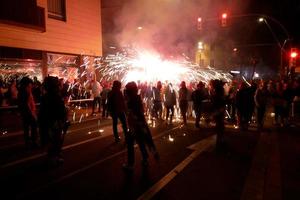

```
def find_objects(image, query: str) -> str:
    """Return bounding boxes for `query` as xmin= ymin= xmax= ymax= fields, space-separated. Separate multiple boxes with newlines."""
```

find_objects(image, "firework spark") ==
xmin=99 ymin=48 xmax=232 ymax=86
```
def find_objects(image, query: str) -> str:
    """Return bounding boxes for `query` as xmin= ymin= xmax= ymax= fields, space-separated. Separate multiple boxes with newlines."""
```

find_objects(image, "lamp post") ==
xmin=197 ymin=41 xmax=204 ymax=66
xmin=200 ymin=13 xmax=290 ymax=77
xmin=258 ymin=17 xmax=290 ymax=77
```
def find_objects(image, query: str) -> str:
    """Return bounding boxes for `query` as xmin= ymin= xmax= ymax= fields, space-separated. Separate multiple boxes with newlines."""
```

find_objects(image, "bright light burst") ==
xmin=99 ymin=47 xmax=232 ymax=86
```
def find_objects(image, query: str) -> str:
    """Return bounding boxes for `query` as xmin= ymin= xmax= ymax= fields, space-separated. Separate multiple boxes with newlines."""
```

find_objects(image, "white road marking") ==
xmin=17 ymin=126 xmax=181 ymax=198
xmin=0 ymin=131 xmax=111 ymax=169
xmin=137 ymin=135 xmax=216 ymax=200
xmin=0 ymin=125 xmax=178 ymax=170
xmin=0 ymin=124 xmax=109 ymax=151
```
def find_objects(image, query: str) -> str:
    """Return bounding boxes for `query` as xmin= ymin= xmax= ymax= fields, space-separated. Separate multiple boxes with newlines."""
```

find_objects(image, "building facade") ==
xmin=0 ymin=0 xmax=102 ymax=82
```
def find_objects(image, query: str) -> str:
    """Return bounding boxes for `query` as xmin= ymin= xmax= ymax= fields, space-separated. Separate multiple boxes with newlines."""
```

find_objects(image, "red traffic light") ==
xmin=221 ymin=13 xmax=227 ymax=27
xmin=222 ymin=13 xmax=227 ymax=19
xmin=197 ymin=17 xmax=202 ymax=30
xmin=290 ymin=52 xmax=298 ymax=58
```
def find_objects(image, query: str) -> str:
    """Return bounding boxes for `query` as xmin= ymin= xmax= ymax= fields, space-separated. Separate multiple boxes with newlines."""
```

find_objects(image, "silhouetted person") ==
xmin=272 ymin=82 xmax=286 ymax=126
xmin=179 ymin=81 xmax=189 ymax=125
xmin=123 ymin=82 xmax=158 ymax=171
xmin=191 ymin=81 xmax=206 ymax=128
xmin=164 ymin=83 xmax=176 ymax=125
xmin=152 ymin=81 xmax=163 ymax=120
xmin=100 ymin=82 xmax=110 ymax=118
xmin=32 ymin=76 xmax=42 ymax=103
xmin=8 ymin=79 xmax=18 ymax=105
xmin=107 ymin=80 xmax=128 ymax=142
xmin=18 ymin=77 xmax=38 ymax=149
xmin=283 ymin=81 xmax=295 ymax=126
xmin=254 ymin=81 xmax=269 ymax=131
xmin=39 ymin=76 xmax=67 ymax=164
xmin=236 ymin=82 xmax=252 ymax=130
xmin=210 ymin=80 xmax=226 ymax=152
xmin=227 ymin=81 xmax=238 ymax=123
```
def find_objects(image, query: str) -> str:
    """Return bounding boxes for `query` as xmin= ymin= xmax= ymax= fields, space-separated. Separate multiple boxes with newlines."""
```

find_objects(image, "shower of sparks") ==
xmin=99 ymin=47 xmax=232 ymax=86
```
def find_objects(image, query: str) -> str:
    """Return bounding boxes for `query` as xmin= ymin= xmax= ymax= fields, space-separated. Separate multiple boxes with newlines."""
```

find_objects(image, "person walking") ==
xmin=18 ymin=77 xmax=38 ymax=149
xmin=107 ymin=80 xmax=128 ymax=142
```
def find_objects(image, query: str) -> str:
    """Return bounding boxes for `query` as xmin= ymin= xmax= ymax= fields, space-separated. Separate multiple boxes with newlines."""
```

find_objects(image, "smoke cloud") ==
xmin=113 ymin=0 xmax=250 ymax=57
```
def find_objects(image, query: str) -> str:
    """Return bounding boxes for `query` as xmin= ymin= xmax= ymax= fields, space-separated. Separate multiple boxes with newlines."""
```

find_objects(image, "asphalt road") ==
xmin=0 ymin=116 xmax=264 ymax=200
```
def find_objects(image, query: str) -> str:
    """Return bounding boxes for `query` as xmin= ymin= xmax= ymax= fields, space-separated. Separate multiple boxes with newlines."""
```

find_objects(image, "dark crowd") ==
xmin=1 ymin=75 xmax=300 ymax=168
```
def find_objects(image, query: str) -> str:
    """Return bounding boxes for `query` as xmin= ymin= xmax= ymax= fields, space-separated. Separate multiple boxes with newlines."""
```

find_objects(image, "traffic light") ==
xmin=197 ymin=17 xmax=202 ymax=30
xmin=289 ymin=48 xmax=298 ymax=73
xmin=221 ymin=13 xmax=227 ymax=27
xmin=290 ymin=50 xmax=298 ymax=59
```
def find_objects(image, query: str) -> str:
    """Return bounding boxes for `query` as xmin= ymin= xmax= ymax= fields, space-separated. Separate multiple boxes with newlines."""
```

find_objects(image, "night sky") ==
xmin=236 ymin=0 xmax=300 ymax=69
xmin=101 ymin=0 xmax=300 ymax=70
xmin=247 ymin=0 xmax=300 ymax=44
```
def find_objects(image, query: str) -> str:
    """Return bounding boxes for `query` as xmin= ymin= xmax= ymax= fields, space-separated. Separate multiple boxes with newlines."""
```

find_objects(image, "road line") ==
xmin=0 ymin=117 xmax=107 ymax=139
xmin=50 ymin=126 xmax=180 ymax=184
xmin=0 ymin=125 xmax=178 ymax=170
xmin=1 ymin=135 xmax=107 ymax=169
xmin=137 ymin=135 xmax=216 ymax=200
xmin=0 ymin=123 xmax=111 ymax=151
xmin=17 ymin=126 xmax=180 ymax=199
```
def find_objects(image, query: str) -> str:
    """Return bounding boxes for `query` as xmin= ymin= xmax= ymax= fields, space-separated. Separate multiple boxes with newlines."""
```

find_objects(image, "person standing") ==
xmin=107 ymin=80 xmax=128 ymax=142
xmin=100 ymin=82 xmax=110 ymax=119
xmin=123 ymin=82 xmax=158 ymax=171
xmin=210 ymin=80 xmax=226 ymax=152
xmin=272 ymin=82 xmax=286 ymax=126
xmin=191 ymin=81 xmax=206 ymax=128
xmin=89 ymin=77 xmax=102 ymax=115
xmin=254 ymin=81 xmax=269 ymax=131
xmin=236 ymin=82 xmax=252 ymax=130
xmin=8 ymin=79 xmax=18 ymax=105
xmin=178 ymin=81 xmax=189 ymax=125
xmin=39 ymin=76 xmax=67 ymax=164
xmin=18 ymin=77 xmax=38 ymax=148
xmin=152 ymin=81 xmax=163 ymax=120
xmin=164 ymin=83 xmax=177 ymax=125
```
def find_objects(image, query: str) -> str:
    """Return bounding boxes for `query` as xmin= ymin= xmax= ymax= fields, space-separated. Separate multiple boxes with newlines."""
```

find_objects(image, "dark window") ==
xmin=48 ymin=0 xmax=66 ymax=21
xmin=0 ymin=0 xmax=45 ymax=31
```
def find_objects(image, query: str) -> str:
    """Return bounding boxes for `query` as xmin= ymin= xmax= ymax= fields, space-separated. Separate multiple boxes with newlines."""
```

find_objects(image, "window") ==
xmin=48 ymin=0 xmax=66 ymax=21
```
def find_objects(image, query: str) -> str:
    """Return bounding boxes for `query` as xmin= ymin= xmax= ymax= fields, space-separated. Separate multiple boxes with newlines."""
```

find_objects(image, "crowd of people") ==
xmin=1 ymin=74 xmax=300 ymax=168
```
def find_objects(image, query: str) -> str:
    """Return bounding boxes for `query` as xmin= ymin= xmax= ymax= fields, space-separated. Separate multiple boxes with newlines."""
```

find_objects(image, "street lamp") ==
xmin=198 ymin=41 xmax=204 ymax=50
xmin=258 ymin=17 xmax=290 ymax=77
xmin=196 ymin=41 xmax=204 ymax=66
xmin=258 ymin=17 xmax=264 ymax=23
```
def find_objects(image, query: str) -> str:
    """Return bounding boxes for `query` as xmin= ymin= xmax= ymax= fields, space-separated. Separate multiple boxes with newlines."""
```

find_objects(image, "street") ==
xmin=0 ymin=114 xmax=275 ymax=200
